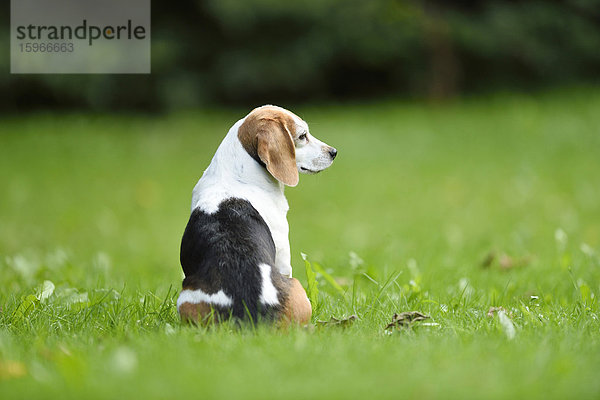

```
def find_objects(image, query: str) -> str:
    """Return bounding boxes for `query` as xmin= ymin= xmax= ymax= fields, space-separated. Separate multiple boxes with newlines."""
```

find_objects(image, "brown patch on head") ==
xmin=281 ymin=278 xmax=312 ymax=325
xmin=178 ymin=301 xmax=214 ymax=325
xmin=238 ymin=106 xmax=299 ymax=187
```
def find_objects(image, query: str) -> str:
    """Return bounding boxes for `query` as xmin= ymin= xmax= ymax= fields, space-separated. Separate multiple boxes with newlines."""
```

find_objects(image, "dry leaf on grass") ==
xmin=385 ymin=311 xmax=429 ymax=330
xmin=316 ymin=315 xmax=358 ymax=327
xmin=497 ymin=310 xmax=516 ymax=340
xmin=487 ymin=307 xmax=516 ymax=339
xmin=487 ymin=306 xmax=513 ymax=318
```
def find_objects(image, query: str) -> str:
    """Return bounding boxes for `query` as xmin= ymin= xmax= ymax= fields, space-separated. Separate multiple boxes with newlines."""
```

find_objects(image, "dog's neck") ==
xmin=191 ymin=119 xmax=287 ymax=214
xmin=210 ymin=119 xmax=284 ymax=191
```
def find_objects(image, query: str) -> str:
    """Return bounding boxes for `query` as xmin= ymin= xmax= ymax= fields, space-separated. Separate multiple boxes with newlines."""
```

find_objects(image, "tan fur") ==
xmin=238 ymin=106 xmax=299 ymax=187
xmin=282 ymin=278 xmax=312 ymax=325
xmin=178 ymin=301 xmax=214 ymax=325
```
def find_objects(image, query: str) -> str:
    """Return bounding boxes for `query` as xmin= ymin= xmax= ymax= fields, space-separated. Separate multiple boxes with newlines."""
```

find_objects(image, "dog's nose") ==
xmin=329 ymin=147 xmax=337 ymax=160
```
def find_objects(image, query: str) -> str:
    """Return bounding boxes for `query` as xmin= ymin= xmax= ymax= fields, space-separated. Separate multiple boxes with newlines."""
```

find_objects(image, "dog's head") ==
xmin=238 ymin=105 xmax=337 ymax=187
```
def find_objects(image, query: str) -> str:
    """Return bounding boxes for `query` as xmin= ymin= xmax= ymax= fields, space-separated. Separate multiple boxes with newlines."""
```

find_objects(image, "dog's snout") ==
xmin=329 ymin=147 xmax=337 ymax=160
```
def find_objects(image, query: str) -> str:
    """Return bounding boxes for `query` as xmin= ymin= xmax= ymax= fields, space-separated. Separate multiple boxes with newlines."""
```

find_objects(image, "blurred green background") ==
xmin=2 ymin=0 xmax=600 ymax=111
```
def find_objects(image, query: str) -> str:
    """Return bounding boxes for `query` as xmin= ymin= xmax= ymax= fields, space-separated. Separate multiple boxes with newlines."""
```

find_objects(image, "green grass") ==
xmin=1 ymin=88 xmax=600 ymax=399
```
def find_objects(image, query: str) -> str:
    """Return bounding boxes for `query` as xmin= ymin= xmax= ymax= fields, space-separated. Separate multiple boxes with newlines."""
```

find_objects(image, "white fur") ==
xmin=258 ymin=263 xmax=280 ymax=305
xmin=293 ymin=128 xmax=336 ymax=174
xmin=176 ymin=289 xmax=233 ymax=311
xmin=191 ymin=105 xmax=334 ymax=278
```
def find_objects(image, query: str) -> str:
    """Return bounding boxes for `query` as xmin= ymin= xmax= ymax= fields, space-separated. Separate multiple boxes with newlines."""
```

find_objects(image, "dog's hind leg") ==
xmin=178 ymin=300 xmax=215 ymax=325
xmin=281 ymin=278 xmax=312 ymax=325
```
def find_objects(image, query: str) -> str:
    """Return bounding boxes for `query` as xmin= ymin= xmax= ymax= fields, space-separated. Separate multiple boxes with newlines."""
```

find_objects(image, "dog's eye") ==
xmin=299 ymin=133 xmax=307 ymax=141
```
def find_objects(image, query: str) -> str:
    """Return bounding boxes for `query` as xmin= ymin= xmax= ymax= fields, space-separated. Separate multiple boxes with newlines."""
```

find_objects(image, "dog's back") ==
xmin=178 ymin=198 xmax=290 ymax=322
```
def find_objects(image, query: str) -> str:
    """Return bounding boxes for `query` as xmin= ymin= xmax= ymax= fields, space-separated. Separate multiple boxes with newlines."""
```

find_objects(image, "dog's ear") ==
xmin=239 ymin=109 xmax=299 ymax=187
xmin=256 ymin=120 xmax=298 ymax=187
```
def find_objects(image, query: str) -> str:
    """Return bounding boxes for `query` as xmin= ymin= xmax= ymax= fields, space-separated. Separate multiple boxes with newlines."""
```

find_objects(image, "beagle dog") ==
xmin=177 ymin=105 xmax=337 ymax=324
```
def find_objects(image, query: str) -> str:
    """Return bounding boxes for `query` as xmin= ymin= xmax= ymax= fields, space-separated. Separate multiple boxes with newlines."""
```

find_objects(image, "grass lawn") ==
xmin=1 ymin=88 xmax=600 ymax=399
